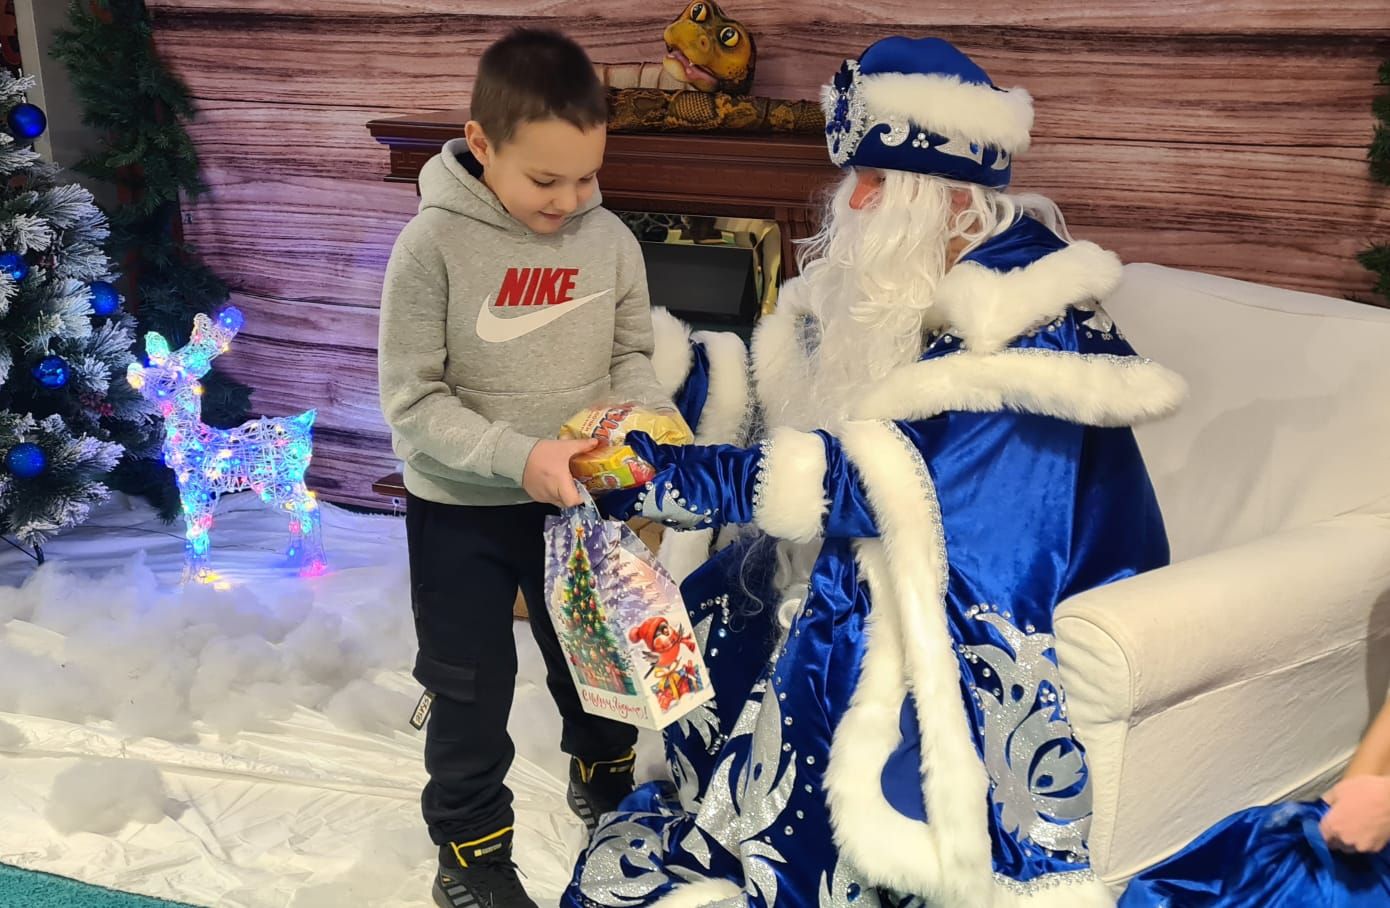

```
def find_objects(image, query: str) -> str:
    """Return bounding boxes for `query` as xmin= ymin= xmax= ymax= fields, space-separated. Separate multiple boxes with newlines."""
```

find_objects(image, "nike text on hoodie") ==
xmin=377 ymin=138 xmax=663 ymax=507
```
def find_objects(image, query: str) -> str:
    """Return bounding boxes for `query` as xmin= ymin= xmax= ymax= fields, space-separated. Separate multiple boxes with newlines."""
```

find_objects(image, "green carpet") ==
xmin=0 ymin=863 xmax=198 ymax=907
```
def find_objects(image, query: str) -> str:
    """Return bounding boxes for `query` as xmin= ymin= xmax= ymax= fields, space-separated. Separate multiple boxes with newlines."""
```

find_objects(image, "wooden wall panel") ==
xmin=150 ymin=0 xmax=1387 ymax=34
xmin=184 ymin=101 xmax=397 ymax=179
xmin=144 ymin=0 xmax=1390 ymax=509
xmin=182 ymin=165 xmax=415 ymax=306
xmin=149 ymin=12 xmax=1386 ymax=148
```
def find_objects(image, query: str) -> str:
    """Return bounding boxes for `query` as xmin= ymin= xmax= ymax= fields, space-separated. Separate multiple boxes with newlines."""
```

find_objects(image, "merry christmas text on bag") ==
xmin=544 ymin=488 xmax=712 ymax=730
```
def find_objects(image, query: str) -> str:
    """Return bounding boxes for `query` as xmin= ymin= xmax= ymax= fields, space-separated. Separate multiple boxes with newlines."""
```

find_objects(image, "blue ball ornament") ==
xmin=6 ymin=442 xmax=46 ymax=479
xmin=32 ymin=354 xmax=69 ymax=390
xmin=0 ymin=251 xmax=28 ymax=282
xmin=89 ymin=280 xmax=120 ymax=317
xmin=6 ymin=103 xmax=46 ymax=140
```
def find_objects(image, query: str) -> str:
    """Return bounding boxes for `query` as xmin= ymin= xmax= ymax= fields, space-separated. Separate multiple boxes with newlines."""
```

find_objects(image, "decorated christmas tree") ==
xmin=559 ymin=524 xmax=638 ymax=696
xmin=0 ymin=70 xmax=157 ymax=556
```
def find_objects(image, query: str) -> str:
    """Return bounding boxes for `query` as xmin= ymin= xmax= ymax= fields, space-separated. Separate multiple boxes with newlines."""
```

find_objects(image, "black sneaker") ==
xmin=567 ymin=750 xmax=636 ymax=833
xmin=433 ymin=827 xmax=537 ymax=908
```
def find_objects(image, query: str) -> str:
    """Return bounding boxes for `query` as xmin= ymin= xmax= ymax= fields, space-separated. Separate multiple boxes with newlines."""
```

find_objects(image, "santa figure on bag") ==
xmin=565 ymin=35 xmax=1184 ymax=908
xmin=629 ymin=617 xmax=700 ymax=710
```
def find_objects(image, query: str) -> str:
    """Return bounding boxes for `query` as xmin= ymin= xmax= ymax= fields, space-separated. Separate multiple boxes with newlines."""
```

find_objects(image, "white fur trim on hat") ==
xmin=860 ymin=73 xmax=1033 ymax=155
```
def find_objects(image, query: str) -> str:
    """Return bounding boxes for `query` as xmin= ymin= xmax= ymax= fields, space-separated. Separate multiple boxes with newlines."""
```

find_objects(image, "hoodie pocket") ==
xmin=454 ymin=377 xmax=612 ymax=438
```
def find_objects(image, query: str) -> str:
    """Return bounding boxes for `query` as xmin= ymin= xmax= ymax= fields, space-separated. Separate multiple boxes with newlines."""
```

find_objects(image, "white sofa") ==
xmin=1056 ymin=263 xmax=1390 ymax=885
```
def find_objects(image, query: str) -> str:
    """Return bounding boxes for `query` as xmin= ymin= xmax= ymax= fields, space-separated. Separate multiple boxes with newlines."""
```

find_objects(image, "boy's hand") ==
xmin=523 ymin=438 xmax=600 ymax=508
xmin=1321 ymin=775 xmax=1390 ymax=853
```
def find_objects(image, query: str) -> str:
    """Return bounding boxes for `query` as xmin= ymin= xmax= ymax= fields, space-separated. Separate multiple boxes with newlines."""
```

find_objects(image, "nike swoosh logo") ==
xmin=475 ymin=289 xmax=613 ymax=344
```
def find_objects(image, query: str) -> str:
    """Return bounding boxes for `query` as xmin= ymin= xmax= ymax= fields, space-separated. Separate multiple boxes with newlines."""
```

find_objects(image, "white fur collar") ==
xmin=857 ymin=349 xmax=1186 ymax=428
xmin=756 ymin=263 xmax=1180 ymax=430
xmin=935 ymin=240 xmax=1124 ymax=355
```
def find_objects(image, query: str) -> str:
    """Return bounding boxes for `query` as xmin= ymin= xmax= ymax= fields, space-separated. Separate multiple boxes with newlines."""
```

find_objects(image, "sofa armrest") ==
xmin=1054 ymin=512 xmax=1390 ymax=881
xmin=1058 ymin=512 xmax=1390 ymax=723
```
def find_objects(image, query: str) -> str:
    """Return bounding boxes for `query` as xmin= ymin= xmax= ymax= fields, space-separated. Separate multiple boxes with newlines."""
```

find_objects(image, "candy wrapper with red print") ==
xmin=543 ymin=485 xmax=713 ymax=729
xmin=560 ymin=401 xmax=693 ymax=492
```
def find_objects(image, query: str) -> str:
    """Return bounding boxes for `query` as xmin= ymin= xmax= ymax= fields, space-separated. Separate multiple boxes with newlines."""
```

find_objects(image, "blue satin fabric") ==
xmin=573 ymin=402 xmax=1166 ymax=902
xmin=566 ymin=217 xmax=1171 ymax=906
xmin=959 ymin=215 xmax=1067 ymax=272
xmin=1120 ymin=802 xmax=1390 ymax=907
xmin=816 ymin=430 xmax=880 ymax=539
xmin=665 ymin=534 xmax=781 ymax=802
xmin=603 ymin=429 xmax=880 ymax=541
xmin=562 ymin=534 xmax=879 ymax=907
xmin=887 ymin=405 xmax=1166 ymax=883
xmin=602 ymin=433 xmax=762 ymax=529
xmin=673 ymin=341 xmax=711 ymax=436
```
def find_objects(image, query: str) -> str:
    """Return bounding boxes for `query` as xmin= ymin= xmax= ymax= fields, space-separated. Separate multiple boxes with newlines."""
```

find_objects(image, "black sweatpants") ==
xmin=405 ymin=492 xmax=639 ymax=845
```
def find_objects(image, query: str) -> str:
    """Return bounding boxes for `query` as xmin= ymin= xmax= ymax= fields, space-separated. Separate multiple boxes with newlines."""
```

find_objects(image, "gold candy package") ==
xmin=561 ymin=402 xmax=694 ymax=492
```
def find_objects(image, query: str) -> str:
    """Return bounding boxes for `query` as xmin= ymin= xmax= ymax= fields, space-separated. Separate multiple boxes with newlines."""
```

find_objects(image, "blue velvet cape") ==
xmin=564 ymin=218 xmax=1183 ymax=908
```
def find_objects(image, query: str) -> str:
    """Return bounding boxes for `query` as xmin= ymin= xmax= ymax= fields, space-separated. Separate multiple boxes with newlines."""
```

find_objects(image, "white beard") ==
xmin=779 ymin=188 xmax=954 ymax=429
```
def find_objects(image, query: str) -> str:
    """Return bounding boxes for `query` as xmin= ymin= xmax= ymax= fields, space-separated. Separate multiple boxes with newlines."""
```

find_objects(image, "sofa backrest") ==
xmin=1105 ymin=264 xmax=1390 ymax=561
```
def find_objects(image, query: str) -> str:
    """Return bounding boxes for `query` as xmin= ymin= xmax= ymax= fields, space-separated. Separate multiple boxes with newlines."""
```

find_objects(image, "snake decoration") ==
xmin=597 ymin=1 xmax=824 ymax=135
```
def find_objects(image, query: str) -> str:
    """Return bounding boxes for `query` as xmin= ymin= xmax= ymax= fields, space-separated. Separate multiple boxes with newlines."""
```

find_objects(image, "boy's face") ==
xmin=466 ymin=117 xmax=606 ymax=235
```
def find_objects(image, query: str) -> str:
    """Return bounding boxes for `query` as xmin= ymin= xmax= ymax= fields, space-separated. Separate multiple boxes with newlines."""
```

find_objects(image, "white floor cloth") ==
xmin=0 ymin=494 xmax=665 ymax=907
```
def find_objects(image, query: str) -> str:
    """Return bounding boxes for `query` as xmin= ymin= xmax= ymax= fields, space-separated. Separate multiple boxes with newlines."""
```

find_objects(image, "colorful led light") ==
xmin=126 ymin=308 xmax=327 ymax=583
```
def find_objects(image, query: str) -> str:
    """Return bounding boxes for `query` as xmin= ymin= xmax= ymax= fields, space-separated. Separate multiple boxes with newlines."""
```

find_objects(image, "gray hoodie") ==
xmin=378 ymin=138 xmax=662 ymax=506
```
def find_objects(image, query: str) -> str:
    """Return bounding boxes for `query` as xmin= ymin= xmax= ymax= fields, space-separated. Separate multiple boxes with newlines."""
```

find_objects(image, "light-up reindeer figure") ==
xmin=126 ymin=308 xmax=326 ymax=583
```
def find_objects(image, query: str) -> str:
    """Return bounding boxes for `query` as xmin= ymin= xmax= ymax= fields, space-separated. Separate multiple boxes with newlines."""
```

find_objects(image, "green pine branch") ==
xmin=1358 ymin=244 xmax=1390 ymax=301
xmin=1373 ymin=59 xmax=1390 ymax=186
xmin=51 ymin=0 xmax=252 ymax=513
xmin=1363 ymin=57 xmax=1390 ymax=304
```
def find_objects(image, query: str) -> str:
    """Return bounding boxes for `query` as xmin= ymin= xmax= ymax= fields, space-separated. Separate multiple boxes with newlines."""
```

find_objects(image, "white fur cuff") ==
xmin=651 ymin=307 xmax=694 ymax=396
xmin=753 ymin=428 xmax=829 ymax=544
xmin=690 ymin=329 xmax=751 ymax=445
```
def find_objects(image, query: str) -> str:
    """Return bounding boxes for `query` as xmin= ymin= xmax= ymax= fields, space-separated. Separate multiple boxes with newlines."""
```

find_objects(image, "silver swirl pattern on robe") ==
xmin=578 ymin=817 xmax=673 ymax=906
xmin=696 ymin=681 xmax=798 ymax=857
xmin=964 ymin=610 xmax=1093 ymax=859
xmin=819 ymin=855 xmax=887 ymax=908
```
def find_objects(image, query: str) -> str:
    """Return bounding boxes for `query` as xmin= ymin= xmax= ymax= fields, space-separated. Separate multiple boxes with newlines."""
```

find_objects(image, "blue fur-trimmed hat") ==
xmin=821 ymin=36 xmax=1033 ymax=189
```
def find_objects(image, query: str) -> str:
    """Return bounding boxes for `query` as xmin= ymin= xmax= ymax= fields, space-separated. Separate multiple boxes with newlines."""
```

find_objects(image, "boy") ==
xmin=378 ymin=28 xmax=662 ymax=908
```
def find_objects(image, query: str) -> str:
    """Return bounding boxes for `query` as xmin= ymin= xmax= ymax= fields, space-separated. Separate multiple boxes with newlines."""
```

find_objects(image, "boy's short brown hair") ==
xmin=471 ymin=28 xmax=609 ymax=148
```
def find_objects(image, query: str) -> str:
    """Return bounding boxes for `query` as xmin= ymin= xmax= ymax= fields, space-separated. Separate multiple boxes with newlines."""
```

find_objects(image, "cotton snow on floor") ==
xmin=0 ymin=493 xmax=665 ymax=907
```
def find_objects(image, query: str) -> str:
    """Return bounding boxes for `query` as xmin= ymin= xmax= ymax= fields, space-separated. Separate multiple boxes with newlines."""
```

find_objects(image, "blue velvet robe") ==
xmin=564 ymin=218 xmax=1185 ymax=908
xmin=1119 ymin=801 xmax=1390 ymax=907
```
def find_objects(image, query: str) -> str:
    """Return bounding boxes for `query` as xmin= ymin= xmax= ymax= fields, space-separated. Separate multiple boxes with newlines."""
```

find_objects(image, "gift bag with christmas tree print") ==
xmin=544 ymin=487 xmax=713 ymax=730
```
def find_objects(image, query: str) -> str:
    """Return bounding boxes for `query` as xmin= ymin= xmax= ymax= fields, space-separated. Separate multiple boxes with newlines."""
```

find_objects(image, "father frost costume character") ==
xmin=563 ymin=36 xmax=1186 ymax=908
